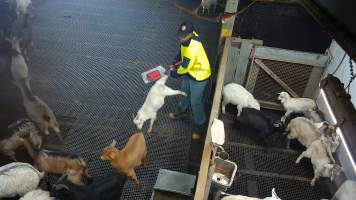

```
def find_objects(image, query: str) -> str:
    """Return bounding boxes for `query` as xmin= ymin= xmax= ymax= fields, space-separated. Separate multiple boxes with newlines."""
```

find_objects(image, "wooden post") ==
xmin=194 ymin=38 xmax=231 ymax=200
xmin=220 ymin=0 xmax=239 ymax=38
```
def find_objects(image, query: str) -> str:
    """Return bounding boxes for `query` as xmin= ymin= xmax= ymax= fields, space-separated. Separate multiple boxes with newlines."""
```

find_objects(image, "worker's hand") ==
xmin=170 ymin=69 xmax=182 ymax=78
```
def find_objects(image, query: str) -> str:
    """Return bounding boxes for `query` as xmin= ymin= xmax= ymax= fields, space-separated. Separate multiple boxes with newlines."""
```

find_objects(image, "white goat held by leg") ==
xmin=222 ymin=83 xmax=260 ymax=116
xmin=134 ymin=75 xmax=186 ymax=133
xmin=278 ymin=92 xmax=316 ymax=122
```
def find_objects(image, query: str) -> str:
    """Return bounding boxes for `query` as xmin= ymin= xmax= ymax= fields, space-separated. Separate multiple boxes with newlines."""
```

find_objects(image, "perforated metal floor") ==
xmin=221 ymin=107 xmax=332 ymax=200
xmin=0 ymin=0 xmax=219 ymax=199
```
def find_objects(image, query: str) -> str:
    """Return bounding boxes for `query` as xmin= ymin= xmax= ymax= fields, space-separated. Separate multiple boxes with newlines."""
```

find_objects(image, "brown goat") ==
xmin=25 ymin=146 xmax=91 ymax=186
xmin=100 ymin=132 xmax=147 ymax=187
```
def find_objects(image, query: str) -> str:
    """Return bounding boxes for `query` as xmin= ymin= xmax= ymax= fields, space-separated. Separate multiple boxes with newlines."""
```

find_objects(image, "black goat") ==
xmin=51 ymin=173 xmax=127 ymax=200
xmin=236 ymin=108 xmax=284 ymax=145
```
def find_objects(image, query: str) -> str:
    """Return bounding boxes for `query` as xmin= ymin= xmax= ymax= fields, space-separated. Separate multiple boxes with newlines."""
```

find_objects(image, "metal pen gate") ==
xmin=225 ymin=37 xmax=330 ymax=109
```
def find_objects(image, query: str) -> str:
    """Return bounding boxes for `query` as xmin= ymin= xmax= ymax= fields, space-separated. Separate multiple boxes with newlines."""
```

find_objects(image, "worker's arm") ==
xmin=177 ymin=48 xmax=196 ymax=74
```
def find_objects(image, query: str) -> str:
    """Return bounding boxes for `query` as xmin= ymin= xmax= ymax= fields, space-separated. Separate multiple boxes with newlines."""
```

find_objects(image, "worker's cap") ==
xmin=177 ymin=21 xmax=194 ymax=38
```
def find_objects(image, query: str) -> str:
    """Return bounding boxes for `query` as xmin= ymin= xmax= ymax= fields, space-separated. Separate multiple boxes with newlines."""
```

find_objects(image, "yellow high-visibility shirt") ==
xmin=177 ymin=31 xmax=211 ymax=81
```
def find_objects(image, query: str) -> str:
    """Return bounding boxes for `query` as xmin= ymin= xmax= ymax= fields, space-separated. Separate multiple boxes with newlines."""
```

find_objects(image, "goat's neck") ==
xmin=280 ymin=97 xmax=289 ymax=104
xmin=17 ymin=79 xmax=36 ymax=101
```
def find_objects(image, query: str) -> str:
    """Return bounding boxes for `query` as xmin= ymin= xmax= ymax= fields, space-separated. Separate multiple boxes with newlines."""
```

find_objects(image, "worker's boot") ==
xmin=168 ymin=111 xmax=190 ymax=120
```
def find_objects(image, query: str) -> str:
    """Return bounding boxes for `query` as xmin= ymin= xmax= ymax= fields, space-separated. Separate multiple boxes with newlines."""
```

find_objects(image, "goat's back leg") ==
xmin=296 ymin=148 xmax=311 ymax=164
xmin=221 ymin=99 xmax=228 ymax=114
xmin=310 ymin=170 xmax=320 ymax=186
xmin=129 ymin=170 xmax=141 ymax=188
xmin=237 ymin=105 xmax=243 ymax=116
xmin=147 ymin=115 xmax=156 ymax=134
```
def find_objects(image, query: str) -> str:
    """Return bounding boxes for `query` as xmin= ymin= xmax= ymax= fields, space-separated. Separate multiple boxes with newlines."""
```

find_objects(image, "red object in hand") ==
xmin=146 ymin=70 xmax=162 ymax=81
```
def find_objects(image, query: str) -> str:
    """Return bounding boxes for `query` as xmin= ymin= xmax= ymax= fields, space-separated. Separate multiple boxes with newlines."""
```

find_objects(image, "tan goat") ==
xmin=100 ymin=132 xmax=147 ymax=188
xmin=25 ymin=146 xmax=91 ymax=186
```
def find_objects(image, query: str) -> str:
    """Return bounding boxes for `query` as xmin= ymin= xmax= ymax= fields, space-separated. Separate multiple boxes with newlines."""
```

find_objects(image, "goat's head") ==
xmin=101 ymin=140 xmax=119 ymax=161
xmin=277 ymin=92 xmax=290 ymax=102
xmin=133 ymin=112 xmax=146 ymax=130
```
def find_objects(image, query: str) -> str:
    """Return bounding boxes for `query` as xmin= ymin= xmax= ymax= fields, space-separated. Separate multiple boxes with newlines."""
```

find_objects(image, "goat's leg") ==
xmin=221 ymin=99 xmax=227 ymax=114
xmin=129 ymin=170 xmax=141 ymax=188
xmin=310 ymin=171 xmax=320 ymax=186
xmin=296 ymin=149 xmax=310 ymax=164
xmin=281 ymin=111 xmax=292 ymax=122
xmin=162 ymin=86 xmax=187 ymax=96
xmin=53 ymin=128 xmax=64 ymax=142
xmin=142 ymin=156 xmax=148 ymax=167
xmin=326 ymin=144 xmax=336 ymax=163
xmin=286 ymin=138 xmax=291 ymax=149
xmin=237 ymin=105 xmax=243 ymax=117
xmin=147 ymin=116 xmax=156 ymax=134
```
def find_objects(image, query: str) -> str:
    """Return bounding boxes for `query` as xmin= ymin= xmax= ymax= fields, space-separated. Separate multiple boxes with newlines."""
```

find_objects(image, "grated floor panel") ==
xmin=0 ymin=0 xmax=219 ymax=199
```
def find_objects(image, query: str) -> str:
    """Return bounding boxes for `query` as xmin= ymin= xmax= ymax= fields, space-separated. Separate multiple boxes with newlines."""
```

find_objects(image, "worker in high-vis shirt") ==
xmin=169 ymin=21 xmax=211 ymax=140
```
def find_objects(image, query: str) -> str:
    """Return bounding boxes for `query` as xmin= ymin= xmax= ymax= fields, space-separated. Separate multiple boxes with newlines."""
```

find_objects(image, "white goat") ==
xmin=200 ymin=0 xmax=218 ymax=14
xmin=285 ymin=117 xmax=340 ymax=153
xmin=8 ymin=38 xmax=28 ymax=81
xmin=0 ymin=162 xmax=44 ymax=198
xmin=14 ymin=78 xmax=63 ymax=141
xmin=285 ymin=117 xmax=321 ymax=148
xmin=221 ymin=188 xmax=281 ymax=200
xmin=222 ymin=83 xmax=260 ymax=116
xmin=20 ymin=189 xmax=54 ymax=200
xmin=296 ymin=135 xmax=342 ymax=186
xmin=278 ymin=92 xmax=316 ymax=122
xmin=303 ymin=110 xmax=323 ymax=123
xmin=134 ymin=75 xmax=186 ymax=133
xmin=15 ymin=0 xmax=32 ymax=16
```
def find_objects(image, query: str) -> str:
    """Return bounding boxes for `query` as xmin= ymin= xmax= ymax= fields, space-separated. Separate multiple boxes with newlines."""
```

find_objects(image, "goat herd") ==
xmin=0 ymin=0 xmax=344 ymax=200
xmin=220 ymin=83 xmax=343 ymax=200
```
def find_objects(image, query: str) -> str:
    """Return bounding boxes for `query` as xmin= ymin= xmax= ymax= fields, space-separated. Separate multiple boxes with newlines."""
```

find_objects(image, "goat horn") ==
xmin=110 ymin=139 xmax=117 ymax=147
